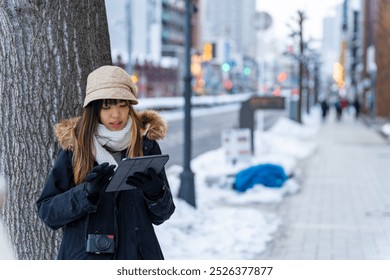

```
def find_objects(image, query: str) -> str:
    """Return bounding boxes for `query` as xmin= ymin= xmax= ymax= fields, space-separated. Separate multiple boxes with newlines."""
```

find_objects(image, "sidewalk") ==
xmin=258 ymin=109 xmax=390 ymax=259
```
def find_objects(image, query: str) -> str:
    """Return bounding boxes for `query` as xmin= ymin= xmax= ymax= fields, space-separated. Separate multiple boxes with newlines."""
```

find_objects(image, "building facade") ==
xmin=199 ymin=0 xmax=258 ymax=94
xmin=200 ymin=0 xmax=257 ymax=60
xmin=107 ymin=0 xmax=258 ymax=97
xmin=107 ymin=0 xmax=187 ymax=97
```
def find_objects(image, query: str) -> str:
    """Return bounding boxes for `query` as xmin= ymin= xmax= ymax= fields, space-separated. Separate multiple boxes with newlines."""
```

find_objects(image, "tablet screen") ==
xmin=105 ymin=154 xmax=169 ymax=192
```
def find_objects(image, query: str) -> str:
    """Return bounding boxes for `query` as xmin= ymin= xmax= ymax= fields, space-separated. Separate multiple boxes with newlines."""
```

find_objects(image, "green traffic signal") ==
xmin=222 ymin=63 xmax=231 ymax=72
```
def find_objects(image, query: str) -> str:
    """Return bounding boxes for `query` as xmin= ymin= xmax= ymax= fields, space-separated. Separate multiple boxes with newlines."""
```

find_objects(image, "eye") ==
xmin=102 ymin=104 xmax=111 ymax=109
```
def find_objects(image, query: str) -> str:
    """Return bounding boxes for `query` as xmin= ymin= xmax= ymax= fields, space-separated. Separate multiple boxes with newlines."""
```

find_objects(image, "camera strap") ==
xmin=113 ymin=191 xmax=120 ymax=259
xmin=84 ymin=195 xmax=116 ymax=237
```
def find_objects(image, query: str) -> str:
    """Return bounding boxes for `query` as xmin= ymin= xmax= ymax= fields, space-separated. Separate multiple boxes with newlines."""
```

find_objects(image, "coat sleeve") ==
xmin=143 ymin=140 xmax=175 ymax=225
xmin=36 ymin=149 xmax=97 ymax=230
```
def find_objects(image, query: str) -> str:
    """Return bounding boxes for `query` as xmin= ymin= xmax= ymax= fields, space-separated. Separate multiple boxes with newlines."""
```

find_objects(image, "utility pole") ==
xmin=306 ymin=64 xmax=310 ymax=115
xmin=178 ymin=0 xmax=196 ymax=207
xmin=297 ymin=10 xmax=305 ymax=123
xmin=314 ymin=58 xmax=320 ymax=104
xmin=126 ymin=0 xmax=133 ymax=74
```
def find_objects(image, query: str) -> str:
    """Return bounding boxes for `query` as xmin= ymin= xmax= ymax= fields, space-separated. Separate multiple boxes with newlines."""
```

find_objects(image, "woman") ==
xmin=37 ymin=65 xmax=175 ymax=259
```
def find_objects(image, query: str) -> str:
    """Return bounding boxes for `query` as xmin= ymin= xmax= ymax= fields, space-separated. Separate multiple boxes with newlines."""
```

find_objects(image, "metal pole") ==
xmin=179 ymin=0 xmax=196 ymax=207
xmin=306 ymin=63 xmax=310 ymax=114
xmin=314 ymin=60 xmax=319 ymax=104
xmin=297 ymin=11 xmax=304 ymax=123
xmin=126 ymin=0 xmax=133 ymax=74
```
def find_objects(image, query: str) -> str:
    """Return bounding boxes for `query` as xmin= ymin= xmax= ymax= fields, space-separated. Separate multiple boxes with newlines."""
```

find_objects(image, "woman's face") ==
xmin=99 ymin=100 xmax=130 ymax=131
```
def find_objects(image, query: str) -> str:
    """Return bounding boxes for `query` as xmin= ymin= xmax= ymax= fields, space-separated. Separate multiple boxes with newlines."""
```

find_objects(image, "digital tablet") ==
xmin=105 ymin=154 xmax=169 ymax=192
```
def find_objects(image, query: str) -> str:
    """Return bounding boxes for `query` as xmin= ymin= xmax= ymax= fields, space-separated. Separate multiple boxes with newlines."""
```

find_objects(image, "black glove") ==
xmin=126 ymin=168 xmax=164 ymax=199
xmin=85 ymin=162 xmax=116 ymax=200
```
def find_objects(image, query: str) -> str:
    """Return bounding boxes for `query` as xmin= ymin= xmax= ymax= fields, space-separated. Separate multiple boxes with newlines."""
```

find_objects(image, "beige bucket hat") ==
xmin=83 ymin=65 xmax=138 ymax=107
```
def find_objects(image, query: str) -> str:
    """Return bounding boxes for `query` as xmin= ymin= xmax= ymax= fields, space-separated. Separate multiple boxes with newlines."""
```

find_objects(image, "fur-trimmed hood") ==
xmin=54 ymin=110 xmax=168 ymax=151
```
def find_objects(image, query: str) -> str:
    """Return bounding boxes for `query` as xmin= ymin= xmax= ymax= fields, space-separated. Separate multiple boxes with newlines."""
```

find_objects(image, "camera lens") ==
xmin=95 ymin=236 xmax=111 ymax=251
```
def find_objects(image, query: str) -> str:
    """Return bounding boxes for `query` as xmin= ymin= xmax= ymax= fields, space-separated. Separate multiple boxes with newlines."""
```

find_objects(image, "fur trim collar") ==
xmin=54 ymin=110 xmax=168 ymax=151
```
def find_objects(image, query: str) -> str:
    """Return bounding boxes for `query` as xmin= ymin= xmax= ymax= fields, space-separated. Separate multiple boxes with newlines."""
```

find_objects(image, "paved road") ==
xmin=257 ymin=110 xmax=390 ymax=259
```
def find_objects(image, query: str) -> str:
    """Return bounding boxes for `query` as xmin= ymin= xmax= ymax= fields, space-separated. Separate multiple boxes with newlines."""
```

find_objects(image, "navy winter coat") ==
xmin=36 ymin=111 xmax=175 ymax=260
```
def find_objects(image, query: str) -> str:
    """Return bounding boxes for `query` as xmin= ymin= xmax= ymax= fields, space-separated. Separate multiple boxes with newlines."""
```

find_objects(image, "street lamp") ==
xmin=178 ymin=0 xmax=196 ymax=207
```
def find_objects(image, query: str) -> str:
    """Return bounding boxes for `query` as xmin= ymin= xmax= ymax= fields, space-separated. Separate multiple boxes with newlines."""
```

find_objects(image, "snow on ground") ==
xmin=0 ymin=176 xmax=15 ymax=260
xmin=155 ymin=107 xmax=322 ymax=259
xmin=381 ymin=123 xmax=390 ymax=138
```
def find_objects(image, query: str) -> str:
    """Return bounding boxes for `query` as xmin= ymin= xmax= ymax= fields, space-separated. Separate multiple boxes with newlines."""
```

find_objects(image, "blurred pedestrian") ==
xmin=353 ymin=97 xmax=361 ymax=119
xmin=340 ymin=97 xmax=348 ymax=110
xmin=320 ymin=98 xmax=329 ymax=121
xmin=36 ymin=65 xmax=175 ymax=260
xmin=335 ymin=96 xmax=348 ymax=121
xmin=335 ymin=99 xmax=342 ymax=121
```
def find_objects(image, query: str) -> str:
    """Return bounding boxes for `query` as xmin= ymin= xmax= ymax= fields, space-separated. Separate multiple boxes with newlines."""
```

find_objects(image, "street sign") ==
xmin=222 ymin=129 xmax=252 ymax=165
xmin=248 ymin=96 xmax=285 ymax=110
xmin=240 ymin=96 xmax=285 ymax=153
xmin=253 ymin=11 xmax=273 ymax=31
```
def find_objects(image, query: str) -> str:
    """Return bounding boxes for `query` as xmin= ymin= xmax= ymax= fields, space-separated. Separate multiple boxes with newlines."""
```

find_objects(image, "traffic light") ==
xmin=222 ymin=63 xmax=231 ymax=72
xmin=244 ymin=67 xmax=251 ymax=75
xmin=203 ymin=43 xmax=216 ymax=61
xmin=224 ymin=80 xmax=233 ymax=90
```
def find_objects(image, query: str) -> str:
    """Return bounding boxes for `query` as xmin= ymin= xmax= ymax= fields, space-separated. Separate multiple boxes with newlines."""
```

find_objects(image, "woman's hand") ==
xmin=85 ymin=162 xmax=116 ymax=199
xmin=126 ymin=168 xmax=164 ymax=198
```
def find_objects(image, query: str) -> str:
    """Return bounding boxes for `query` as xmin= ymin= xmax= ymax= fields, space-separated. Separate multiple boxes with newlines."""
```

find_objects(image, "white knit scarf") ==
xmin=93 ymin=118 xmax=132 ymax=169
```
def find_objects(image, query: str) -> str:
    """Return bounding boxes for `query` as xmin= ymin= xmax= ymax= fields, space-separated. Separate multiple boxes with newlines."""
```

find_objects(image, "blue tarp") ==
xmin=234 ymin=163 xmax=288 ymax=192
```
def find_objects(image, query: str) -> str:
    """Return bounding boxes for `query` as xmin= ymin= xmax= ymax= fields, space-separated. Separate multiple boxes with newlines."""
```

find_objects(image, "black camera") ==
xmin=86 ymin=234 xmax=115 ymax=254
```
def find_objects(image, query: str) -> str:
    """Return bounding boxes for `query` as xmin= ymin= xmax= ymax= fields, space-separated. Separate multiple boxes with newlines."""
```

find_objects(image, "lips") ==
xmin=110 ymin=122 xmax=122 ymax=129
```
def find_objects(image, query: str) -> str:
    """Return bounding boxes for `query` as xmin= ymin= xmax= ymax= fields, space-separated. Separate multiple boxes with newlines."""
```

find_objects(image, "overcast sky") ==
xmin=256 ymin=0 xmax=346 ymax=40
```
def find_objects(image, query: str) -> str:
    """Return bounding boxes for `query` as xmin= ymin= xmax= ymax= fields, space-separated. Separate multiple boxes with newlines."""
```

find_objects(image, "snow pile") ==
xmin=155 ymin=109 xmax=321 ymax=259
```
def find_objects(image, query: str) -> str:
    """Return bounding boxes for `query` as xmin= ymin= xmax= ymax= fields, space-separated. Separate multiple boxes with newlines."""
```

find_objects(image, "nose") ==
xmin=110 ymin=107 xmax=121 ymax=118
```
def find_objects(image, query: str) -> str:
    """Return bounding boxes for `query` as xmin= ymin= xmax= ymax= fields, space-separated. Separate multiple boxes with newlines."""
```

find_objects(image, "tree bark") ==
xmin=0 ymin=0 xmax=112 ymax=259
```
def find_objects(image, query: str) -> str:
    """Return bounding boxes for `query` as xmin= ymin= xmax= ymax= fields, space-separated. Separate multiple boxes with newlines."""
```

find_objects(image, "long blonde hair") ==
xmin=73 ymin=99 xmax=143 ymax=184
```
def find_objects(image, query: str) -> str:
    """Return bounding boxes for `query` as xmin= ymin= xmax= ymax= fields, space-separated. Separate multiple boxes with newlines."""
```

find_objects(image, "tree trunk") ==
xmin=0 ymin=0 xmax=112 ymax=259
